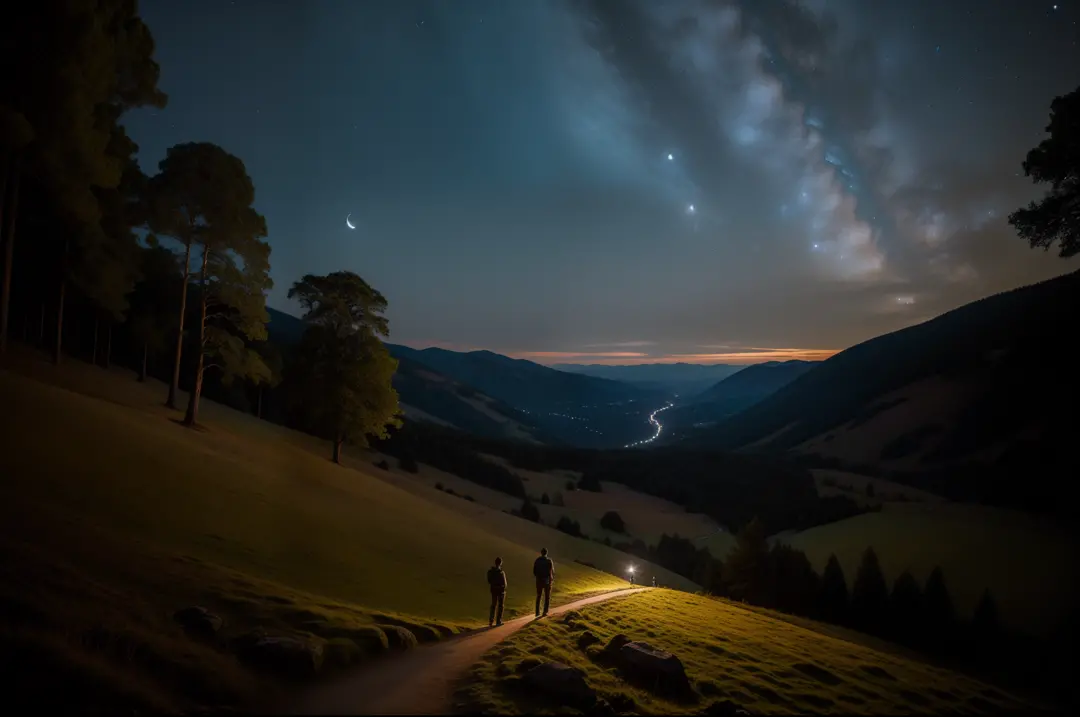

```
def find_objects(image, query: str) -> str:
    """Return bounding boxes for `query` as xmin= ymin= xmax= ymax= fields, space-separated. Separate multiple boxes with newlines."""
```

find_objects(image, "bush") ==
xmin=434 ymin=482 xmax=444 ymax=491
xmin=565 ymin=480 xmax=577 ymax=491
xmin=578 ymin=474 xmax=602 ymax=492
xmin=552 ymin=492 xmax=566 ymax=507
xmin=374 ymin=459 xmax=389 ymax=470
xmin=519 ymin=498 xmax=540 ymax=522
xmin=398 ymin=454 xmax=419 ymax=473
xmin=600 ymin=511 xmax=626 ymax=533
xmin=541 ymin=493 xmax=550 ymax=505
xmin=556 ymin=516 xmax=585 ymax=538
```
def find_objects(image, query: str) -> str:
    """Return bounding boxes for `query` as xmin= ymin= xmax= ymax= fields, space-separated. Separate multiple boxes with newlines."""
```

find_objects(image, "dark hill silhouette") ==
xmin=266 ymin=308 xmax=546 ymax=441
xmin=388 ymin=345 xmax=657 ymax=412
xmin=553 ymin=362 xmax=742 ymax=394
xmin=659 ymin=360 xmax=818 ymax=440
xmin=679 ymin=270 xmax=1080 ymax=516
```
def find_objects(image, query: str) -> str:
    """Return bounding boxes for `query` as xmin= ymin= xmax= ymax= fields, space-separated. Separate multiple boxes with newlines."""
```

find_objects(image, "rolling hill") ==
xmin=266 ymin=308 xmax=546 ymax=442
xmin=680 ymin=269 xmax=1080 ymax=516
xmin=660 ymin=360 xmax=818 ymax=439
xmin=553 ymin=362 xmax=742 ymax=394
xmin=386 ymin=345 xmax=665 ymax=448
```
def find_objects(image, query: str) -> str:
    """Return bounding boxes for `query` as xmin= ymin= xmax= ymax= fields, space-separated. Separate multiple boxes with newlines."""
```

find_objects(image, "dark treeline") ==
xmin=1 ymin=6 xmax=401 ymax=464
xmin=386 ymin=423 xmax=870 ymax=536
xmin=626 ymin=521 xmax=1075 ymax=709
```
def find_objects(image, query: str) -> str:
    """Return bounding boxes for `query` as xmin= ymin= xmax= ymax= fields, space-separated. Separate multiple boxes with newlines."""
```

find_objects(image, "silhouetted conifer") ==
xmin=923 ymin=566 xmax=958 ymax=655
xmin=851 ymin=547 xmax=890 ymax=631
xmin=768 ymin=544 xmax=820 ymax=616
xmin=888 ymin=570 xmax=923 ymax=644
xmin=817 ymin=553 xmax=849 ymax=623
xmin=725 ymin=518 xmax=771 ymax=605
xmin=519 ymin=497 xmax=540 ymax=522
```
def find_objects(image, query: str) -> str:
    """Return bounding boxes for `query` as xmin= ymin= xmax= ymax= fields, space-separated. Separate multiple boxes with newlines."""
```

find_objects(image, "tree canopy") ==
xmin=286 ymin=271 xmax=402 ymax=462
xmin=1008 ymin=85 xmax=1080 ymax=258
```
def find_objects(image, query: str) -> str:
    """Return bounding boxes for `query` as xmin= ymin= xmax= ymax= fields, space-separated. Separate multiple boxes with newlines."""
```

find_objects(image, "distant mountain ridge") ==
xmin=679 ymin=269 xmax=1080 ymax=517
xmin=265 ymin=308 xmax=546 ymax=442
xmin=659 ymin=360 xmax=819 ymax=439
xmin=554 ymin=361 xmax=742 ymax=394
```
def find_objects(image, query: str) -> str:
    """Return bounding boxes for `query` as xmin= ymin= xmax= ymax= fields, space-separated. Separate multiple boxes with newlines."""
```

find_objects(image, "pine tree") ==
xmin=817 ymin=553 xmax=850 ymax=623
xmin=888 ymin=570 xmax=923 ymax=645
xmin=724 ymin=517 xmax=770 ymax=604
xmin=851 ymin=547 xmax=890 ymax=632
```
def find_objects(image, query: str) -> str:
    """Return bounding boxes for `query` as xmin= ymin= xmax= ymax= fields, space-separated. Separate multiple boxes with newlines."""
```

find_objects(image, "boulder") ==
xmin=577 ymin=630 xmax=600 ymax=650
xmin=233 ymin=630 xmax=324 ymax=677
xmin=173 ymin=606 xmax=223 ymax=639
xmin=616 ymin=641 xmax=693 ymax=698
xmin=704 ymin=699 xmax=751 ymax=716
xmin=522 ymin=661 xmax=597 ymax=707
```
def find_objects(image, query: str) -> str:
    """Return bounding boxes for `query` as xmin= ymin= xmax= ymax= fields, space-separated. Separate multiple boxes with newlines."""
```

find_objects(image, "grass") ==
xmin=1 ymin=349 xmax=666 ymax=710
xmin=457 ymin=589 xmax=1041 ymax=715
xmin=774 ymin=501 xmax=1080 ymax=638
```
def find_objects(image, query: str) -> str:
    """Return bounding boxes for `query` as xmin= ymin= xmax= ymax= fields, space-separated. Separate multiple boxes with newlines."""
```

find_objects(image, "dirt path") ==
xmin=289 ymin=587 xmax=651 ymax=715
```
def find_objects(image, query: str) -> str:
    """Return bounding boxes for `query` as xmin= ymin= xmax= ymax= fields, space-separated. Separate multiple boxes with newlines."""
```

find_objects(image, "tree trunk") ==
xmin=104 ymin=323 xmax=112 ymax=369
xmin=183 ymin=249 xmax=210 ymax=427
xmin=333 ymin=434 xmax=344 ymax=464
xmin=167 ymin=238 xmax=194 ymax=409
xmin=54 ymin=277 xmax=66 ymax=365
xmin=256 ymin=385 xmax=263 ymax=419
xmin=0 ymin=154 xmax=22 ymax=356
xmin=91 ymin=314 xmax=100 ymax=367
xmin=139 ymin=342 xmax=148 ymax=382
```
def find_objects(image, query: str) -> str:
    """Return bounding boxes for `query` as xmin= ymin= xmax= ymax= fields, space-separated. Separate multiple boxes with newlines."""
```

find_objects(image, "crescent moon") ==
xmin=346 ymin=214 xmax=356 ymax=230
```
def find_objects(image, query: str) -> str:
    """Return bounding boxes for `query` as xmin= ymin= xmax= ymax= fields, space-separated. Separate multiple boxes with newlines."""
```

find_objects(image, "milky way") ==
xmin=125 ymin=0 xmax=1079 ymax=363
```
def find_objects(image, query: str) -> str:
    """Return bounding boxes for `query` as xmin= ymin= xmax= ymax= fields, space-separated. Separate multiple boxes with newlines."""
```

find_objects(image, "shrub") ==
xmin=600 ymin=510 xmax=626 ymax=533
xmin=540 ymin=493 xmax=550 ymax=505
xmin=519 ymin=498 xmax=540 ymax=522
xmin=556 ymin=516 xmax=584 ymax=538
xmin=398 ymin=454 xmax=419 ymax=473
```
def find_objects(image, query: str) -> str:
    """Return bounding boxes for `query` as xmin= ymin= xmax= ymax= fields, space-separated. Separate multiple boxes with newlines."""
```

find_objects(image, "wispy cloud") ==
xmin=583 ymin=340 xmax=657 ymax=348
xmin=508 ymin=351 xmax=650 ymax=361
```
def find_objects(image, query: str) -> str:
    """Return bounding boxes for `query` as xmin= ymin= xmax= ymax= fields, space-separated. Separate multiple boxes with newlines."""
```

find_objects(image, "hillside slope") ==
xmin=682 ymin=270 xmax=1080 ymax=515
xmin=267 ymin=308 xmax=545 ymax=441
xmin=554 ymin=362 xmax=741 ymax=394
xmin=662 ymin=361 xmax=818 ymax=438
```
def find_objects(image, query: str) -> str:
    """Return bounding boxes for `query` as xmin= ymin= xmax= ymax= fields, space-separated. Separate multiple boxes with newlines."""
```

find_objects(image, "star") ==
xmin=667 ymin=153 xmax=674 ymax=161
xmin=687 ymin=203 xmax=696 ymax=214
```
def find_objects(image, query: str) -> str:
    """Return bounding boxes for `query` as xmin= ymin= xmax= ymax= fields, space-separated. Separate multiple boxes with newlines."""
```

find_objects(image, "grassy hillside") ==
xmin=773 ymin=501 xmax=1080 ymax=638
xmin=0 ymin=352 xmax=684 ymax=710
xmin=457 ymin=590 xmax=1037 ymax=715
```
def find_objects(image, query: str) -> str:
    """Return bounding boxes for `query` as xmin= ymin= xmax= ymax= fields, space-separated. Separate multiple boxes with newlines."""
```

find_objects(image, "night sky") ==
xmin=123 ymin=0 xmax=1079 ymax=365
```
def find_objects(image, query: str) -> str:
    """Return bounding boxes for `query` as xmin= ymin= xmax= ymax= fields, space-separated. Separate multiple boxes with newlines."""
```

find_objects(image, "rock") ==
xmin=616 ymin=641 xmax=693 ymax=698
xmin=704 ymin=699 xmax=750 ymax=716
xmin=521 ymin=661 xmax=597 ymax=707
xmin=603 ymin=633 xmax=631 ymax=654
xmin=577 ymin=630 xmax=600 ymax=650
xmin=173 ymin=606 xmax=223 ymax=638
xmin=233 ymin=631 xmax=324 ymax=677
xmin=379 ymin=624 xmax=418 ymax=650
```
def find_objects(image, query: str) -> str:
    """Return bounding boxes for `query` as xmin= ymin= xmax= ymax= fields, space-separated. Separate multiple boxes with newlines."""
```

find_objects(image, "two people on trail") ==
xmin=486 ymin=548 xmax=556 ymax=626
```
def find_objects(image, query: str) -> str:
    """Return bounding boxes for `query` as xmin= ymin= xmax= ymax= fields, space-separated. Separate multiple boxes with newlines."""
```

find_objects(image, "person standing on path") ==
xmin=533 ymin=548 xmax=555 ymax=617
xmin=487 ymin=557 xmax=507 ymax=627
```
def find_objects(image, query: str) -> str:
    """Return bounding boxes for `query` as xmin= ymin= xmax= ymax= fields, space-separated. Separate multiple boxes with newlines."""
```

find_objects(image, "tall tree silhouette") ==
xmin=146 ymin=143 xmax=257 ymax=410
xmin=286 ymin=271 xmax=402 ymax=463
xmin=768 ymin=543 xmax=819 ymax=616
xmin=724 ymin=517 xmax=771 ymax=604
xmin=923 ymin=566 xmax=958 ymax=654
xmin=180 ymin=160 xmax=272 ymax=427
xmin=1008 ymin=85 xmax=1080 ymax=258
xmin=851 ymin=547 xmax=890 ymax=631
xmin=817 ymin=553 xmax=849 ymax=623
xmin=888 ymin=570 xmax=924 ymax=643
xmin=0 ymin=1 xmax=166 ymax=356
xmin=128 ymin=239 xmax=181 ymax=382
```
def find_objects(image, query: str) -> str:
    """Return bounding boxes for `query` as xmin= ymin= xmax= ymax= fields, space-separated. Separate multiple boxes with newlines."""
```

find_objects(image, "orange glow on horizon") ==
xmin=506 ymin=348 xmax=840 ymax=365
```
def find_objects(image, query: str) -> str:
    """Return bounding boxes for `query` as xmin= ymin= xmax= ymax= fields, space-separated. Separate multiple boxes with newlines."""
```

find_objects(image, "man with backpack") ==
xmin=533 ymin=548 xmax=555 ymax=617
xmin=487 ymin=557 xmax=507 ymax=627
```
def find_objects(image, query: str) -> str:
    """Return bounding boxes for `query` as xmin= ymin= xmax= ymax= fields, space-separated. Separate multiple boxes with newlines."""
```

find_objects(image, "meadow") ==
xmin=457 ymin=589 xmax=1040 ymax=715
xmin=0 ymin=349 xmax=686 ymax=710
